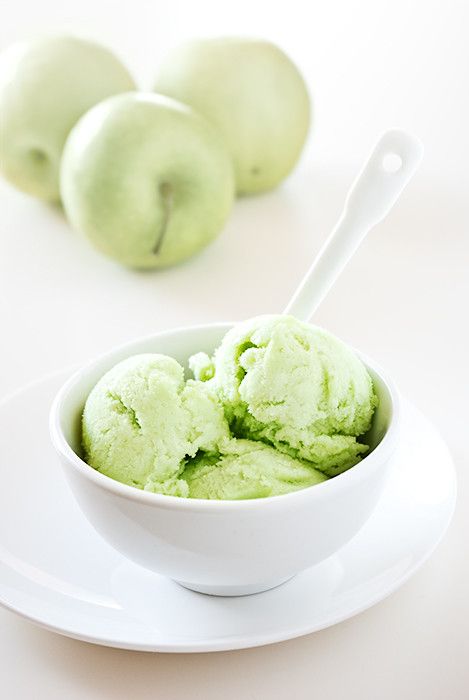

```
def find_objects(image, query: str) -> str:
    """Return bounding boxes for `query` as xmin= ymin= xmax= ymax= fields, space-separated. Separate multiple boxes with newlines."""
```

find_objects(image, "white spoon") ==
xmin=284 ymin=129 xmax=424 ymax=321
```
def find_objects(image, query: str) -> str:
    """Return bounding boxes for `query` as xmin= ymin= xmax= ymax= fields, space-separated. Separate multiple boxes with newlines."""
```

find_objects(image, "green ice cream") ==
xmin=184 ymin=439 xmax=328 ymax=500
xmin=82 ymin=353 xmax=229 ymax=496
xmin=193 ymin=315 xmax=377 ymax=476
xmin=82 ymin=316 xmax=377 ymax=499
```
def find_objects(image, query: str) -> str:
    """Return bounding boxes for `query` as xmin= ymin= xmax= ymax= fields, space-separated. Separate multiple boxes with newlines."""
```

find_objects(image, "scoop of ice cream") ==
xmin=183 ymin=438 xmax=327 ymax=500
xmin=183 ymin=377 xmax=229 ymax=453
xmin=82 ymin=353 xmax=229 ymax=495
xmin=189 ymin=351 xmax=215 ymax=381
xmin=197 ymin=315 xmax=377 ymax=476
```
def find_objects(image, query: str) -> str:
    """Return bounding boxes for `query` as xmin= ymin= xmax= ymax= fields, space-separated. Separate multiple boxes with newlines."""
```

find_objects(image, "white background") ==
xmin=0 ymin=1 xmax=468 ymax=698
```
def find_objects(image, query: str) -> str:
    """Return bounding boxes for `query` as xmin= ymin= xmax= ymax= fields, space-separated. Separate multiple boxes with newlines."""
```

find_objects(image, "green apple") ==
xmin=154 ymin=38 xmax=311 ymax=195
xmin=0 ymin=36 xmax=135 ymax=201
xmin=60 ymin=93 xmax=235 ymax=269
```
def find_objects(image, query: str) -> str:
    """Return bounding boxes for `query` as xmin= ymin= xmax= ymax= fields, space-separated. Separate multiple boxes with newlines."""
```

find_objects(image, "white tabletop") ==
xmin=1 ymin=1 xmax=468 ymax=697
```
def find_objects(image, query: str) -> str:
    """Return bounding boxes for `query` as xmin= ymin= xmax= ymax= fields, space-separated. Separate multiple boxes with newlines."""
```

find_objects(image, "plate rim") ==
xmin=0 ymin=370 xmax=457 ymax=653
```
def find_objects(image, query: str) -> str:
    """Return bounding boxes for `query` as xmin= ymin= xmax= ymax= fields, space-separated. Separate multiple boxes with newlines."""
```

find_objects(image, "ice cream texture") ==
xmin=82 ymin=353 xmax=229 ymax=496
xmin=195 ymin=315 xmax=377 ymax=477
xmin=82 ymin=316 xmax=377 ymax=499
xmin=184 ymin=439 xmax=327 ymax=500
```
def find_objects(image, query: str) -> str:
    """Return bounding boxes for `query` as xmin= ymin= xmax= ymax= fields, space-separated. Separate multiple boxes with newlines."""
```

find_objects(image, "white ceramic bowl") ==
xmin=50 ymin=323 xmax=400 ymax=596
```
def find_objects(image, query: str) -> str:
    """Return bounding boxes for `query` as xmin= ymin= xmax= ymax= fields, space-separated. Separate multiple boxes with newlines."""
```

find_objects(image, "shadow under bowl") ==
xmin=50 ymin=323 xmax=400 ymax=596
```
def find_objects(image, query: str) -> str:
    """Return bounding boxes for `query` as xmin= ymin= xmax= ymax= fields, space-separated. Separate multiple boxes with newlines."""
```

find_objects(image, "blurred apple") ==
xmin=60 ymin=93 xmax=235 ymax=269
xmin=154 ymin=38 xmax=311 ymax=195
xmin=0 ymin=36 xmax=135 ymax=201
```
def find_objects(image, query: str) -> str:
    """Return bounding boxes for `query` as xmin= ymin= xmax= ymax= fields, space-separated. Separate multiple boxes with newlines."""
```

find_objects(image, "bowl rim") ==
xmin=49 ymin=321 xmax=401 ymax=512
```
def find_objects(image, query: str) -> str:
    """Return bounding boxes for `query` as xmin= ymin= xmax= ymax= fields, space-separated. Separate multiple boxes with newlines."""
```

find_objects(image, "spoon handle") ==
xmin=283 ymin=129 xmax=424 ymax=322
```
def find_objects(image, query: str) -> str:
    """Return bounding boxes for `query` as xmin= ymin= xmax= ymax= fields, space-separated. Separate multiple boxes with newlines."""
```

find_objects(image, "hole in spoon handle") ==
xmin=382 ymin=153 xmax=403 ymax=173
xmin=344 ymin=129 xmax=424 ymax=228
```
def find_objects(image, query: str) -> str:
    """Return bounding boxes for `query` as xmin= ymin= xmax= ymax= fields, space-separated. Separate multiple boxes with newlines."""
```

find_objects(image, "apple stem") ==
xmin=153 ymin=181 xmax=173 ymax=255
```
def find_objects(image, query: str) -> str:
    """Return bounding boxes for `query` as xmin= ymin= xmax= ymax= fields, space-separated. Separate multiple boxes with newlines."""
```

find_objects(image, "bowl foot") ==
xmin=174 ymin=575 xmax=295 ymax=597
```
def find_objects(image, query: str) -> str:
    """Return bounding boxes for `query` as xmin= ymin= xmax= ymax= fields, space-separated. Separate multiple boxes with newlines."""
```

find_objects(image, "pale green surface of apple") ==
xmin=154 ymin=38 xmax=311 ymax=194
xmin=60 ymin=93 xmax=235 ymax=269
xmin=0 ymin=36 xmax=135 ymax=201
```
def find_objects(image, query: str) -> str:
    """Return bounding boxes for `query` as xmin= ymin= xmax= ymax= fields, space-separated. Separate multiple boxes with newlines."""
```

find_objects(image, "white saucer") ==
xmin=0 ymin=371 xmax=456 ymax=653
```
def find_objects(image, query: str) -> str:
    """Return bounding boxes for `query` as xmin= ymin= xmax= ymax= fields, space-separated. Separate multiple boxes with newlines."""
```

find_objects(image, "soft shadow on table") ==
xmin=5 ymin=508 xmax=467 ymax=700
xmin=2 ymin=176 xmax=468 ymax=699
